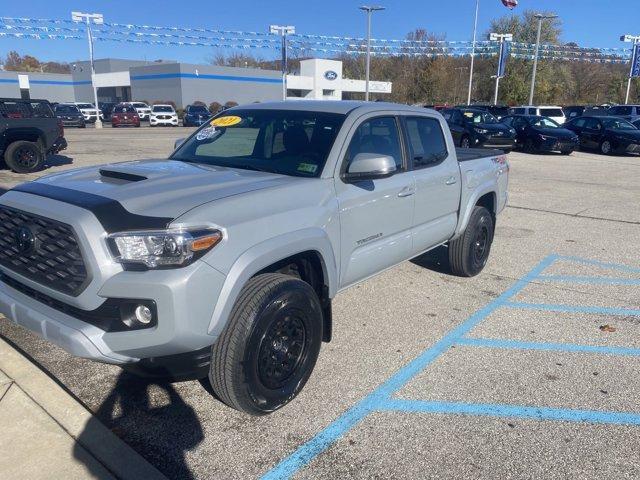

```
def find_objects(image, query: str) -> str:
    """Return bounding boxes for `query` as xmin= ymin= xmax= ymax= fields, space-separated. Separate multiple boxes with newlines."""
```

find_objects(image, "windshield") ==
xmin=113 ymin=106 xmax=136 ymax=113
xmin=461 ymin=110 xmax=498 ymax=124
xmin=171 ymin=109 xmax=345 ymax=177
xmin=132 ymin=103 xmax=148 ymax=108
xmin=76 ymin=104 xmax=94 ymax=109
xmin=602 ymin=118 xmax=637 ymax=130
xmin=529 ymin=116 xmax=561 ymax=128
xmin=153 ymin=106 xmax=174 ymax=112
xmin=540 ymin=108 xmax=564 ymax=117
xmin=189 ymin=106 xmax=209 ymax=113
xmin=56 ymin=105 xmax=80 ymax=114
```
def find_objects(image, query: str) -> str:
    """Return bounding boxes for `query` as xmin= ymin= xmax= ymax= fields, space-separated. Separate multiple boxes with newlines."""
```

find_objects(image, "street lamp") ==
xmin=489 ymin=33 xmax=512 ymax=104
xmin=270 ymin=25 xmax=296 ymax=101
xmin=467 ymin=0 xmax=480 ymax=105
xmin=621 ymin=34 xmax=640 ymax=105
xmin=529 ymin=13 xmax=558 ymax=105
xmin=359 ymin=5 xmax=385 ymax=101
xmin=71 ymin=11 xmax=104 ymax=128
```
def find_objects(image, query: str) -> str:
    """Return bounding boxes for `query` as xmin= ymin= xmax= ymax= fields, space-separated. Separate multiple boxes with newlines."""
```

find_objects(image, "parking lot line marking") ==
xmin=379 ymin=398 xmax=640 ymax=426
xmin=456 ymin=337 xmax=640 ymax=357
xmin=261 ymin=255 xmax=558 ymax=480
xmin=536 ymin=275 xmax=640 ymax=285
xmin=504 ymin=302 xmax=640 ymax=316
xmin=554 ymin=255 xmax=640 ymax=274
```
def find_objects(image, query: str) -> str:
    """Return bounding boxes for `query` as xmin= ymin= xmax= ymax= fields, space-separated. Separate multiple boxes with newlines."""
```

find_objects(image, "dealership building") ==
xmin=0 ymin=58 xmax=391 ymax=106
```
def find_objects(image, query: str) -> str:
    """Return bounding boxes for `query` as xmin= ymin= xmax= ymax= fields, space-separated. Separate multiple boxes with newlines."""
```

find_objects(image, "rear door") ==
xmin=582 ymin=117 xmax=603 ymax=149
xmin=402 ymin=115 xmax=461 ymax=256
xmin=335 ymin=115 xmax=415 ymax=288
xmin=442 ymin=109 xmax=464 ymax=146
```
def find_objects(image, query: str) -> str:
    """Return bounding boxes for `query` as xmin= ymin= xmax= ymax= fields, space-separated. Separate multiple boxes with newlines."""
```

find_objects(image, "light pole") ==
xmin=529 ymin=13 xmax=558 ymax=106
xmin=269 ymin=25 xmax=296 ymax=101
xmin=467 ymin=0 xmax=480 ymax=105
xmin=621 ymin=34 xmax=640 ymax=104
xmin=359 ymin=5 xmax=385 ymax=101
xmin=71 ymin=11 xmax=103 ymax=128
xmin=490 ymin=33 xmax=512 ymax=105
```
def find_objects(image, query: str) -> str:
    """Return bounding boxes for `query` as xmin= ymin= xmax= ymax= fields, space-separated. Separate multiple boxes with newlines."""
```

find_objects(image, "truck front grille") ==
xmin=0 ymin=206 xmax=89 ymax=296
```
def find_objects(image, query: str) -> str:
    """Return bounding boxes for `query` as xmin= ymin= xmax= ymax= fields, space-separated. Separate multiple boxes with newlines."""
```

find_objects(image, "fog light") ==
xmin=134 ymin=305 xmax=153 ymax=325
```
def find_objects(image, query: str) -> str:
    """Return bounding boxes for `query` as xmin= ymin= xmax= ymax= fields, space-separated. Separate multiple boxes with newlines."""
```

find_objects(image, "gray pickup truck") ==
xmin=0 ymin=101 xmax=508 ymax=414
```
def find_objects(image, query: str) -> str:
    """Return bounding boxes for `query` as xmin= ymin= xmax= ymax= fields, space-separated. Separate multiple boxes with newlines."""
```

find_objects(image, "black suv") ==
xmin=54 ymin=104 xmax=85 ymax=128
xmin=0 ymin=98 xmax=67 ymax=173
xmin=183 ymin=104 xmax=212 ymax=127
xmin=441 ymin=107 xmax=516 ymax=151
xmin=458 ymin=104 xmax=511 ymax=120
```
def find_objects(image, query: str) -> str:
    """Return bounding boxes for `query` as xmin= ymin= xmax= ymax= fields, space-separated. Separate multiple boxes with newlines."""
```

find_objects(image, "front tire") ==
xmin=4 ymin=140 xmax=45 ymax=173
xmin=209 ymin=273 xmax=323 ymax=415
xmin=460 ymin=136 xmax=471 ymax=148
xmin=600 ymin=140 xmax=612 ymax=155
xmin=448 ymin=206 xmax=494 ymax=277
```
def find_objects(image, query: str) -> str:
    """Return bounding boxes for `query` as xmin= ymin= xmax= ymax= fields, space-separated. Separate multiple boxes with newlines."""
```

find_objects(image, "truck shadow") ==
xmin=74 ymin=371 xmax=203 ymax=479
xmin=44 ymin=154 xmax=74 ymax=169
xmin=410 ymin=245 xmax=451 ymax=274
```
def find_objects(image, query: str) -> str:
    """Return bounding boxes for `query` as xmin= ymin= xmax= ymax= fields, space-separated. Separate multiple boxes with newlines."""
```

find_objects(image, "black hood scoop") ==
xmin=99 ymin=168 xmax=148 ymax=183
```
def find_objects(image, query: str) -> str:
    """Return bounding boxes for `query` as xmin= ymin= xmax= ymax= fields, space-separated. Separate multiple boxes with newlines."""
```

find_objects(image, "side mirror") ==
xmin=174 ymin=138 xmax=186 ymax=150
xmin=344 ymin=153 xmax=397 ymax=183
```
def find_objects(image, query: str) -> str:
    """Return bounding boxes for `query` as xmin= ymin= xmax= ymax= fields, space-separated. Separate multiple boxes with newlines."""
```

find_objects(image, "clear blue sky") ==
xmin=0 ymin=0 xmax=636 ymax=64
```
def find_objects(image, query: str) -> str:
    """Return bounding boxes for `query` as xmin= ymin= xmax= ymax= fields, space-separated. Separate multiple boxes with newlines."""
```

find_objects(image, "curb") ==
xmin=0 ymin=336 xmax=167 ymax=480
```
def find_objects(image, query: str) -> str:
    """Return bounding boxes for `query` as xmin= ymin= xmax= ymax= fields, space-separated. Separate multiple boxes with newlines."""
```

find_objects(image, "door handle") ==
xmin=397 ymin=186 xmax=416 ymax=197
xmin=445 ymin=176 xmax=458 ymax=185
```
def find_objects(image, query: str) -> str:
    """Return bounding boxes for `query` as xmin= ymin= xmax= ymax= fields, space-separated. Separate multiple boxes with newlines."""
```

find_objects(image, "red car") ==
xmin=110 ymin=104 xmax=140 ymax=128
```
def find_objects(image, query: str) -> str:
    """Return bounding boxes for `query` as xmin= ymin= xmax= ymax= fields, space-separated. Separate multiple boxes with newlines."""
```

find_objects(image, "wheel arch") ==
xmin=2 ymin=128 xmax=46 ymax=152
xmin=453 ymin=188 xmax=497 ymax=239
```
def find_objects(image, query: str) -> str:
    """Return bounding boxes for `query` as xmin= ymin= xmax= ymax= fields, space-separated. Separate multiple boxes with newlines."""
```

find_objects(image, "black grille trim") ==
xmin=0 ymin=205 xmax=89 ymax=296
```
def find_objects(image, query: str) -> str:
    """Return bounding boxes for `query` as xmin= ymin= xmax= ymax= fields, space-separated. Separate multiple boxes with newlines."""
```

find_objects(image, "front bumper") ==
xmin=538 ymin=138 xmax=579 ymax=152
xmin=474 ymin=134 xmax=516 ymax=150
xmin=150 ymin=117 xmax=179 ymax=126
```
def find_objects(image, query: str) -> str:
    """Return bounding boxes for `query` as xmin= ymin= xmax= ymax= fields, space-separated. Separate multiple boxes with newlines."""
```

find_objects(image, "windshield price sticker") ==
xmin=297 ymin=163 xmax=318 ymax=174
xmin=211 ymin=116 xmax=242 ymax=127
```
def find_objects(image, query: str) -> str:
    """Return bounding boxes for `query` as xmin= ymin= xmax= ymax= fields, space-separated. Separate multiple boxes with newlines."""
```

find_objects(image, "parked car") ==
xmin=0 ymin=98 xmax=66 ymax=173
xmin=73 ymin=102 xmax=100 ymax=123
xmin=510 ymin=105 xmax=566 ymax=125
xmin=98 ymin=102 xmax=117 ymax=122
xmin=605 ymin=105 xmax=640 ymax=123
xmin=0 ymin=101 xmax=509 ymax=414
xmin=54 ymin=104 xmax=85 ymax=128
xmin=563 ymin=105 xmax=610 ymax=120
xmin=123 ymin=102 xmax=152 ymax=121
xmin=564 ymin=116 xmax=640 ymax=155
xmin=422 ymin=104 xmax=452 ymax=112
xmin=501 ymin=115 xmax=579 ymax=154
xmin=458 ymin=104 xmax=511 ymax=120
xmin=441 ymin=107 xmax=516 ymax=151
xmin=183 ymin=104 xmax=212 ymax=127
xmin=110 ymin=104 xmax=140 ymax=128
xmin=150 ymin=104 xmax=179 ymax=127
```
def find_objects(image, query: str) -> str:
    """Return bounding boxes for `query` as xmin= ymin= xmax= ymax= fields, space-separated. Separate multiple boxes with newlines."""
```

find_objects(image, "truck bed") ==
xmin=456 ymin=147 xmax=505 ymax=162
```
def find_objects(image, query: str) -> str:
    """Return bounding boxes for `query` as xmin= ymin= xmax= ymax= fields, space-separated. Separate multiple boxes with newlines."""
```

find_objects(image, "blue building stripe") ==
xmin=457 ymin=337 xmax=640 ymax=356
xmin=0 ymin=79 xmax=18 ymax=84
xmin=379 ymin=398 xmax=640 ymax=426
xmin=130 ymin=72 xmax=281 ymax=84
xmin=536 ymin=275 xmax=640 ymax=285
xmin=0 ymin=78 xmax=89 ymax=86
xmin=504 ymin=301 xmax=640 ymax=316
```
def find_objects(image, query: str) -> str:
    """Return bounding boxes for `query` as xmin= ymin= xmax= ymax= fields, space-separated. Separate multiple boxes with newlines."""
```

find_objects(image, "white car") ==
xmin=124 ymin=102 xmax=152 ymax=121
xmin=150 ymin=104 xmax=179 ymax=127
xmin=72 ymin=102 xmax=100 ymax=123
xmin=510 ymin=105 xmax=566 ymax=125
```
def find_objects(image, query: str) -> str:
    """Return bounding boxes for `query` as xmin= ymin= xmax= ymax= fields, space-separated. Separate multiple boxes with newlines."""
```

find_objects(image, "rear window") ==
xmin=188 ymin=105 xmax=209 ymax=113
xmin=76 ymin=103 xmax=94 ymax=109
xmin=153 ymin=106 xmax=174 ymax=112
xmin=113 ymin=105 xmax=136 ymax=113
xmin=0 ymin=101 xmax=53 ymax=118
xmin=540 ymin=108 xmax=564 ymax=117
xmin=55 ymin=105 xmax=80 ymax=114
xmin=132 ymin=103 xmax=148 ymax=108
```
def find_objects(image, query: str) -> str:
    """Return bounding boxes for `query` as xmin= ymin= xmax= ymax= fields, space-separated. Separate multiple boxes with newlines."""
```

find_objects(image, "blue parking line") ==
xmin=504 ymin=301 xmax=640 ymax=316
xmin=457 ymin=337 xmax=640 ymax=356
xmin=554 ymin=255 xmax=640 ymax=274
xmin=536 ymin=275 xmax=640 ymax=285
xmin=379 ymin=398 xmax=640 ymax=426
xmin=261 ymin=255 xmax=558 ymax=479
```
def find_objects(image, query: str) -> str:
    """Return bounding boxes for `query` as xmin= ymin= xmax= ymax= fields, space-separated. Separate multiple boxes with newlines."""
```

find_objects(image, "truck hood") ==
xmin=31 ymin=159 xmax=298 ymax=219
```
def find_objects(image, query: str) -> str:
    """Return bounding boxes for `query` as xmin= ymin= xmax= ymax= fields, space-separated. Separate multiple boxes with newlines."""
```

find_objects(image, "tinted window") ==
xmin=530 ymin=117 xmax=560 ymax=128
xmin=405 ymin=117 xmax=447 ymax=168
xmin=132 ymin=103 xmax=148 ymax=108
xmin=540 ymin=108 xmax=564 ymax=117
xmin=610 ymin=106 xmax=632 ymax=115
xmin=528 ymin=108 xmax=537 ymax=115
xmin=501 ymin=117 xmax=514 ymax=127
xmin=172 ymin=109 xmax=345 ymax=177
xmin=602 ymin=118 xmax=636 ymax=130
xmin=346 ymin=117 xmax=403 ymax=171
xmin=512 ymin=108 xmax=525 ymax=114
xmin=460 ymin=110 xmax=498 ymax=124
xmin=513 ymin=117 xmax=528 ymax=129
xmin=584 ymin=118 xmax=601 ymax=130
xmin=488 ymin=106 xmax=510 ymax=118
xmin=113 ymin=106 xmax=136 ymax=113
xmin=188 ymin=105 xmax=209 ymax=113
xmin=441 ymin=110 xmax=453 ymax=121
xmin=55 ymin=105 xmax=80 ymax=114
xmin=572 ymin=118 xmax=587 ymax=128
xmin=76 ymin=103 xmax=94 ymax=109
xmin=152 ymin=106 xmax=174 ymax=112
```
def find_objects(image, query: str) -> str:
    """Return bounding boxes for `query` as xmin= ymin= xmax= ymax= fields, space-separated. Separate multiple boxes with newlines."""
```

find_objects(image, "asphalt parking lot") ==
xmin=1 ymin=127 xmax=639 ymax=479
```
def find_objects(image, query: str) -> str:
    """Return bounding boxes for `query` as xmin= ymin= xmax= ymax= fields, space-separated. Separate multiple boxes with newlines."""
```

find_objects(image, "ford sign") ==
xmin=324 ymin=70 xmax=338 ymax=81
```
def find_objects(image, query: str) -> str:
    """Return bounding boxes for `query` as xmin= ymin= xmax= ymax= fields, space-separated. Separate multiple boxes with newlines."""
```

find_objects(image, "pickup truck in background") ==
xmin=0 ymin=101 xmax=508 ymax=414
xmin=0 ymin=98 xmax=67 ymax=173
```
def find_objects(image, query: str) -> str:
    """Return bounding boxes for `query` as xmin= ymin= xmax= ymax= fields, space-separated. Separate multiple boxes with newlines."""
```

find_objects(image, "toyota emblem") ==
xmin=14 ymin=226 xmax=35 ymax=253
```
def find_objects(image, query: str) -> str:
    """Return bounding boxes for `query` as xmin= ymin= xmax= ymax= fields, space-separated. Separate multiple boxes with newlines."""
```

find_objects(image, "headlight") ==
xmin=108 ymin=227 xmax=222 ymax=269
xmin=474 ymin=128 xmax=489 ymax=134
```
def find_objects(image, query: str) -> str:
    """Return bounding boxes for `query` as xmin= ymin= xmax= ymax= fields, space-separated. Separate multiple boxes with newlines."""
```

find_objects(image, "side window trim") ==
xmin=339 ymin=114 xmax=407 ymax=180
xmin=400 ymin=115 xmax=449 ymax=171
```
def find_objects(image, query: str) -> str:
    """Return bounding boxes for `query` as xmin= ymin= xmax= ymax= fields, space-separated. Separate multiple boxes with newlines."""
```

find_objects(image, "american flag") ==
xmin=501 ymin=0 xmax=518 ymax=9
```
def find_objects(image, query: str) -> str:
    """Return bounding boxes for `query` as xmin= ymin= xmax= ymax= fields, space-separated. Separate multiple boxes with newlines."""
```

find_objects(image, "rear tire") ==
xmin=600 ymin=140 xmax=612 ymax=155
xmin=4 ymin=140 xmax=45 ymax=173
xmin=460 ymin=136 xmax=470 ymax=148
xmin=560 ymin=149 xmax=573 ymax=155
xmin=448 ymin=206 xmax=494 ymax=277
xmin=209 ymin=273 xmax=323 ymax=415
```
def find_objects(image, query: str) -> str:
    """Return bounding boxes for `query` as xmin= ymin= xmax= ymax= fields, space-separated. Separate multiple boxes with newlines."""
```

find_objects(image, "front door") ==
xmin=335 ymin=115 xmax=414 ymax=288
